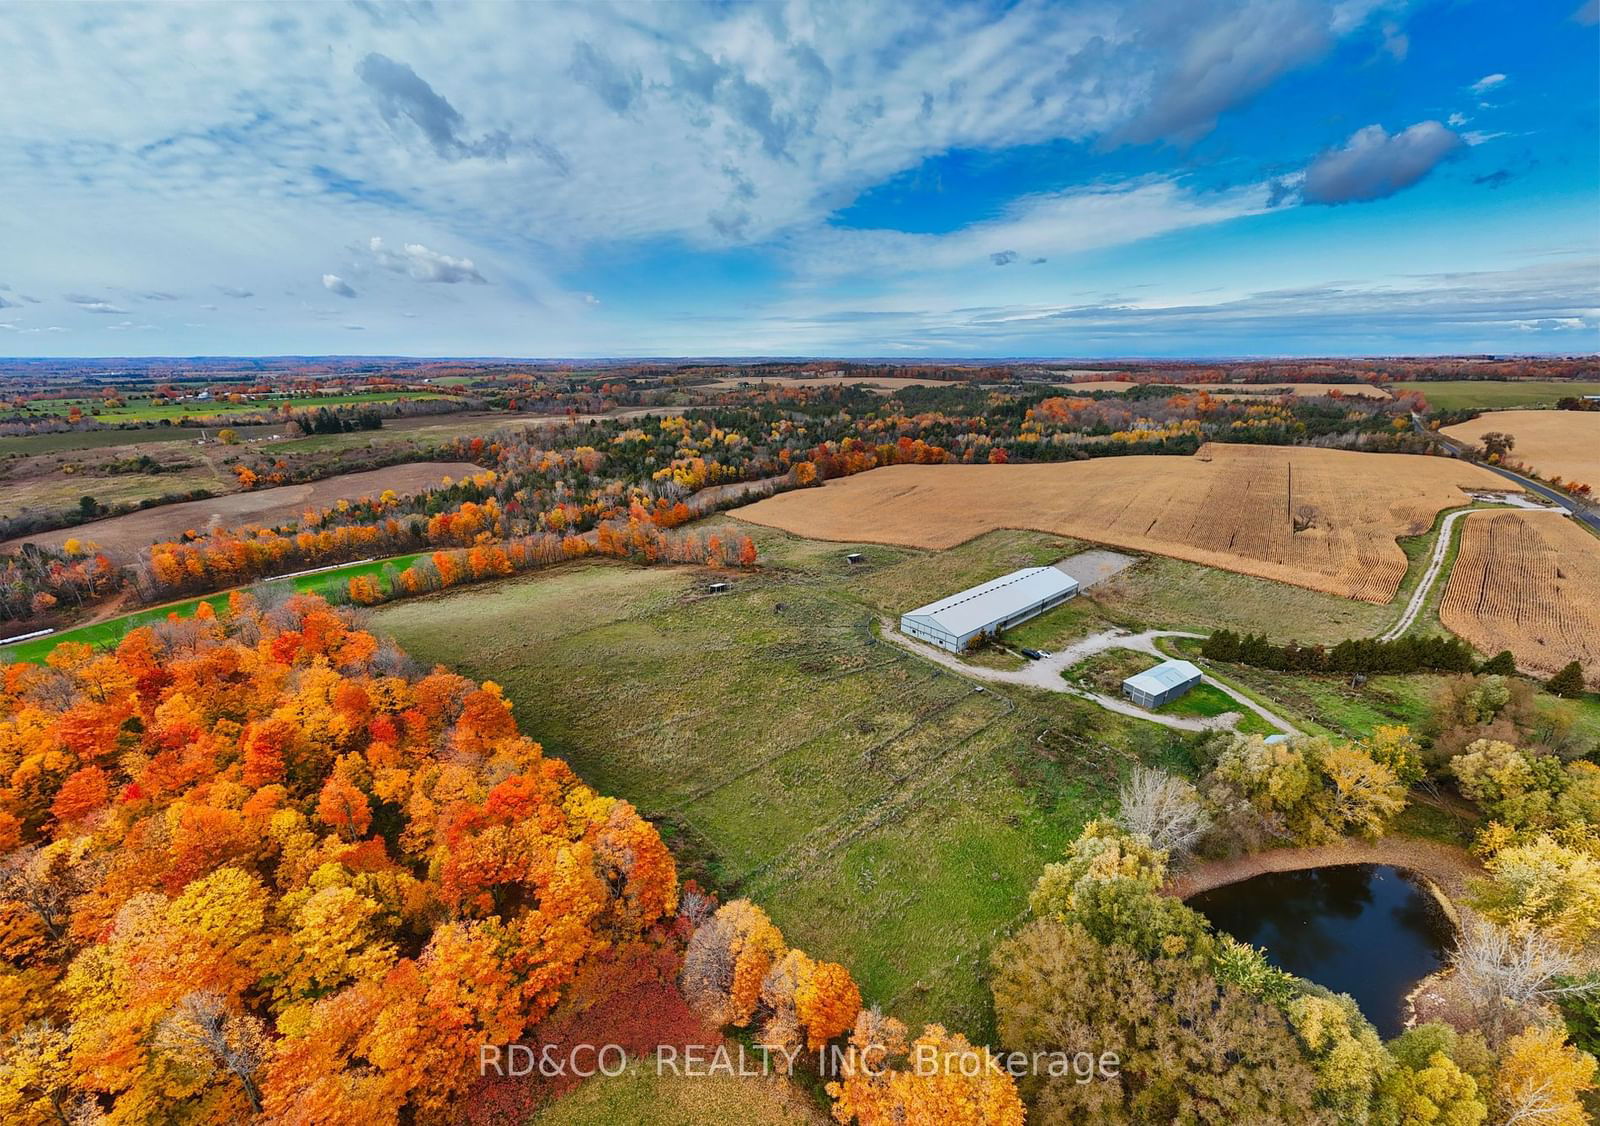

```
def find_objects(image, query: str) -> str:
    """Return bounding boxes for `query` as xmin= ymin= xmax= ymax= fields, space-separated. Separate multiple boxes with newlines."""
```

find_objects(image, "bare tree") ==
xmin=152 ymin=991 xmax=267 ymax=1114
xmin=0 ymin=847 xmax=74 ymax=947
xmin=1115 ymin=766 xmax=1210 ymax=859
xmin=1449 ymin=921 xmax=1594 ymax=1046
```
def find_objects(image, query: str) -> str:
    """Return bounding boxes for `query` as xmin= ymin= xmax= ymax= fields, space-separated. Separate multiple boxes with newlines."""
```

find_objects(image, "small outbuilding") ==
xmin=1122 ymin=659 xmax=1203 ymax=709
xmin=845 ymin=552 xmax=865 ymax=565
xmin=899 ymin=567 xmax=1079 ymax=653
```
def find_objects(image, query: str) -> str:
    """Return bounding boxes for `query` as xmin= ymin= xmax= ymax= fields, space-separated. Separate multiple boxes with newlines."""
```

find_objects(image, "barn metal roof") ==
xmin=901 ymin=567 xmax=1079 ymax=636
xmin=1123 ymin=659 xmax=1203 ymax=695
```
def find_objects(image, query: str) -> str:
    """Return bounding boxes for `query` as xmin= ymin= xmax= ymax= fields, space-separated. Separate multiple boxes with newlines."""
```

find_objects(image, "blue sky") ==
xmin=0 ymin=0 xmax=1595 ymax=358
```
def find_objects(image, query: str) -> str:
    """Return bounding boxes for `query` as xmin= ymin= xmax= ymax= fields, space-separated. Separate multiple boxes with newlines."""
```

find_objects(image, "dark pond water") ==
xmin=1187 ymin=864 xmax=1453 ymax=1039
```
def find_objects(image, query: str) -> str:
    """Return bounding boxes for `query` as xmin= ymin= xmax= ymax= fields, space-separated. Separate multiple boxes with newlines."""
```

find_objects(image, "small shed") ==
xmin=1122 ymin=659 xmax=1203 ymax=709
xmin=845 ymin=552 xmax=865 ymax=565
xmin=707 ymin=581 xmax=729 ymax=594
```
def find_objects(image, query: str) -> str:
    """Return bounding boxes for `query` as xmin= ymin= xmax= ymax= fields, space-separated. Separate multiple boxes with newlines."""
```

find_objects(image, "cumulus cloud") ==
xmin=1469 ymin=73 xmax=1506 ymax=94
xmin=65 ymin=293 xmax=129 ymax=314
xmin=322 ymin=274 xmax=357 ymax=297
xmin=1447 ymin=112 xmax=1469 ymax=127
xmin=990 ymin=250 xmax=1019 ymax=266
xmin=367 ymin=237 xmax=486 ymax=283
xmin=357 ymin=52 xmax=512 ymax=161
xmin=1302 ymin=122 xmax=1463 ymax=204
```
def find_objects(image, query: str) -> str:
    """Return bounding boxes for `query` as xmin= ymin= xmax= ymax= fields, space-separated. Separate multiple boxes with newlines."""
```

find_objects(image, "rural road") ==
xmin=1412 ymin=411 xmax=1600 ymax=534
xmin=880 ymin=620 xmax=1301 ymax=736
xmin=1378 ymin=508 xmax=1471 ymax=642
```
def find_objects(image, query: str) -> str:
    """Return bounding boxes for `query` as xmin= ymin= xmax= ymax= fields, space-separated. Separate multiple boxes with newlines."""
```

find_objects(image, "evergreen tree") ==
xmin=1547 ymin=661 xmax=1588 ymax=699
xmin=1478 ymin=651 xmax=1517 ymax=675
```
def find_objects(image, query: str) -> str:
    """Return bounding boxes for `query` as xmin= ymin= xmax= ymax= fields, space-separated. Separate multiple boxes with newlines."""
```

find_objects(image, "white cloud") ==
xmin=1469 ymin=73 xmax=1507 ymax=94
xmin=322 ymin=274 xmax=358 ymax=298
xmin=1447 ymin=112 xmax=1469 ymax=127
xmin=64 ymin=294 xmax=130 ymax=315
xmin=788 ymin=177 xmax=1274 ymax=279
xmin=367 ymin=237 xmax=486 ymax=283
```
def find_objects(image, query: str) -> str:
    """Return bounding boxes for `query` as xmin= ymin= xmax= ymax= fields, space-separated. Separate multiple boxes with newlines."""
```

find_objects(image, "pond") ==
xmin=1186 ymin=864 xmax=1454 ymax=1039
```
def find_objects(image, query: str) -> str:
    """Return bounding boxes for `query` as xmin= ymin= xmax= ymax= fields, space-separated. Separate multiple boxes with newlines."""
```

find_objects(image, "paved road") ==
xmin=1413 ymin=412 xmax=1600 ymax=534
xmin=880 ymin=620 xmax=1302 ymax=736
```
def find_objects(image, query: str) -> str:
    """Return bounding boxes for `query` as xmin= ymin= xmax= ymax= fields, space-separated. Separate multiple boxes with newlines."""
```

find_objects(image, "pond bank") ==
xmin=1164 ymin=835 xmax=1483 ymax=909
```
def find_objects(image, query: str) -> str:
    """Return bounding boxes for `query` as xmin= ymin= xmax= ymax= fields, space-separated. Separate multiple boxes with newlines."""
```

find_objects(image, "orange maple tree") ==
xmin=0 ymin=593 xmax=678 ymax=1123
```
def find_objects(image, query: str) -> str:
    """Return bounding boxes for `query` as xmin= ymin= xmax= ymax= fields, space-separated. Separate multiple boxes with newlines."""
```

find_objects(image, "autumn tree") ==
xmin=992 ymin=918 xmax=1326 ymax=1123
xmin=1493 ymin=1026 xmax=1596 ymax=1126
xmin=681 ymin=899 xmax=787 ymax=1027
xmin=827 ymin=1012 xmax=1024 ymax=1126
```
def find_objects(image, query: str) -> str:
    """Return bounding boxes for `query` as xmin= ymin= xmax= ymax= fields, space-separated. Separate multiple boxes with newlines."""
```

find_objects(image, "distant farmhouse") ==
xmin=1122 ymin=659 xmax=1203 ymax=709
xmin=899 ymin=567 xmax=1079 ymax=653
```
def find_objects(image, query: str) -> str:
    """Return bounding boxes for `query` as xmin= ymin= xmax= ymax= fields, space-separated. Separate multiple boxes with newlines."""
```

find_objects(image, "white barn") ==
xmin=1122 ymin=659 xmax=1203 ymax=709
xmin=899 ymin=567 xmax=1079 ymax=652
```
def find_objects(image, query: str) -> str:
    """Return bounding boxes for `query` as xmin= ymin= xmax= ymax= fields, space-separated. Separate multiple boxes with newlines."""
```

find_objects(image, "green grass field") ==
xmin=530 ymin=1061 xmax=823 ymax=1125
xmin=1395 ymin=380 xmax=1600 ymax=410
xmin=13 ymin=390 xmax=451 ymax=424
xmin=1086 ymin=553 xmax=1395 ymax=644
xmin=371 ymin=529 xmax=1196 ymax=1039
xmin=1 ymin=552 xmax=427 ymax=662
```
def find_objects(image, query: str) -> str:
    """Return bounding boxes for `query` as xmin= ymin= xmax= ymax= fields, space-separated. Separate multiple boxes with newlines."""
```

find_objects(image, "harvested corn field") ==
xmin=1207 ymin=383 xmax=1391 ymax=400
xmin=1442 ymin=410 xmax=1600 ymax=491
xmin=1439 ymin=510 xmax=1600 ymax=679
xmin=734 ymin=444 xmax=1512 ymax=603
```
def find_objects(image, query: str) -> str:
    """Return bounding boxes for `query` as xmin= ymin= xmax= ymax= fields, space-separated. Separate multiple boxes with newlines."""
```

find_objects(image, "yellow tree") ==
xmin=681 ymin=899 xmax=787 ymax=1027
xmin=828 ymin=1017 xmax=1024 ymax=1126
xmin=1494 ymin=1026 xmax=1596 ymax=1126
xmin=1470 ymin=833 xmax=1600 ymax=949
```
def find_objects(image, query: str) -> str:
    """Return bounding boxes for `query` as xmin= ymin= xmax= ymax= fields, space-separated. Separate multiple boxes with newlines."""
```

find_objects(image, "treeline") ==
xmin=0 ymin=543 xmax=120 ymax=622
xmin=1201 ymin=628 xmax=1477 ymax=674
xmin=343 ymin=523 xmax=757 ymax=607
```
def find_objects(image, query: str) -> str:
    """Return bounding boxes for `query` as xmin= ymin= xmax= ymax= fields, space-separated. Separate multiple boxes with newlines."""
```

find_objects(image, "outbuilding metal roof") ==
xmin=1123 ymin=659 xmax=1203 ymax=696
xmin=902 ymin=567 xmax=1079 ymax=637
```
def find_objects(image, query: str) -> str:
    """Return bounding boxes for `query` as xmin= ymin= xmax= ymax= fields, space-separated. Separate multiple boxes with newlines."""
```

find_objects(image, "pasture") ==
xmin=1439 ymin=510 xmax=1600 ymax=680
xmin=1397 ymin=380 xmax=1600 ymax=410
xmin=0 ymin=461 xmax=480 ymax=559
xmin=12 ymin=389 xmax=451 ymax=424
xmin=733 ymin=445 xmax=1510 ymax=604
xmin=371 ymin=530 xmax=1193 ymax=1039
xmin=1442 ymin=409 xmax=1600 ymax=490
xmin=530 ymin=1063 xmax=824 ymax=1125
